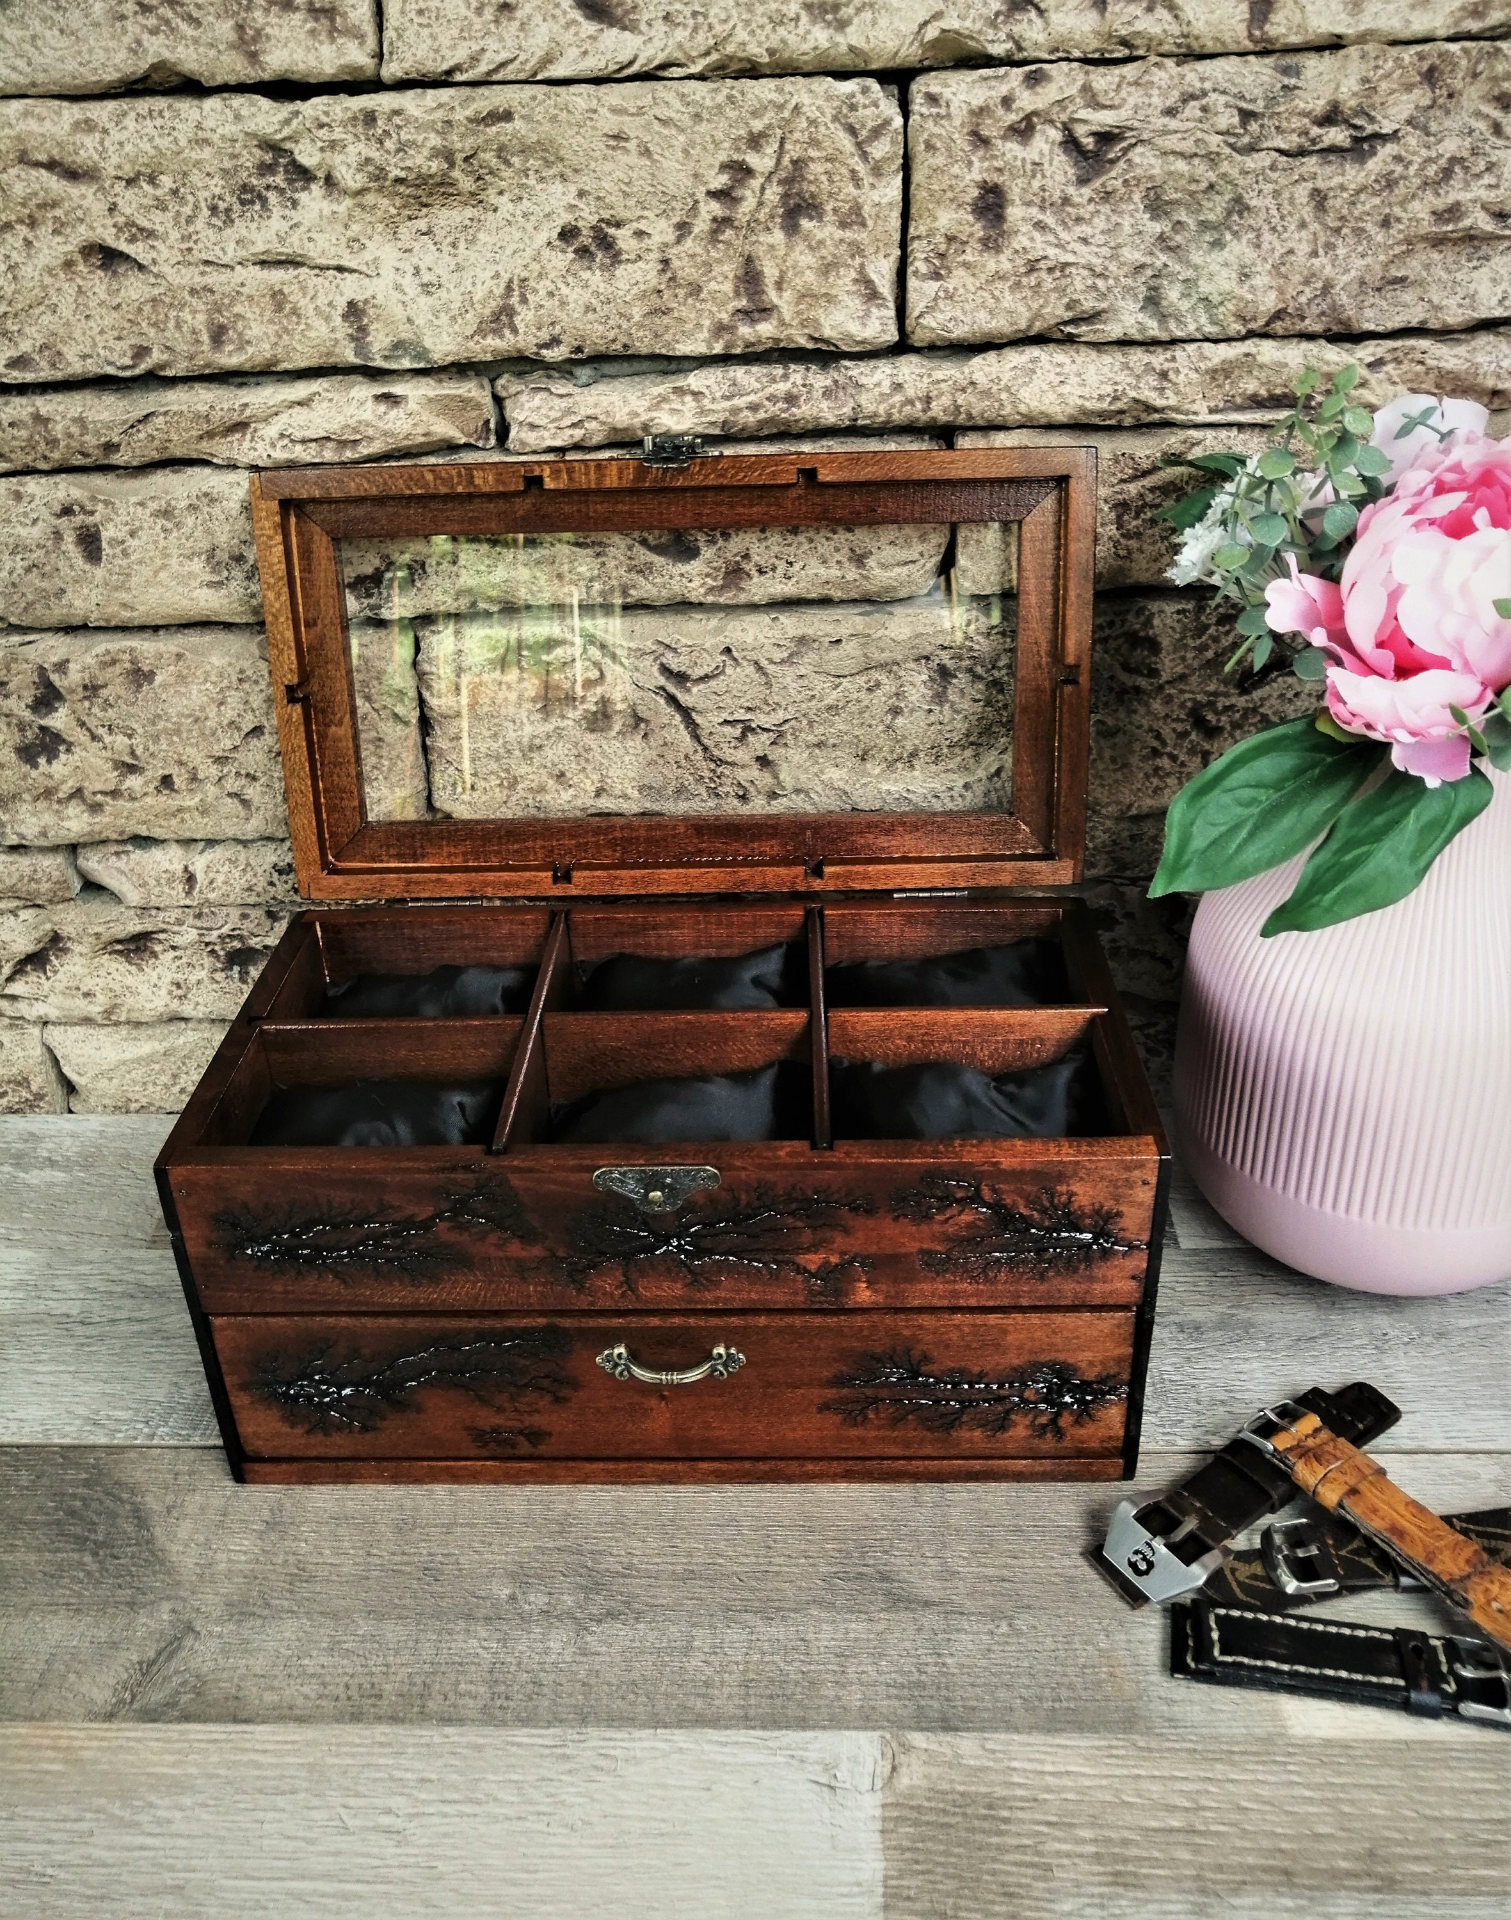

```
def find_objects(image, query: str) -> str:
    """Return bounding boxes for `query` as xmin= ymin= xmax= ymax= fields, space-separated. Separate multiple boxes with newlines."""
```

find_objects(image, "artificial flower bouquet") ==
xmin=1150 ymin=368 xmax=1511 ymax=933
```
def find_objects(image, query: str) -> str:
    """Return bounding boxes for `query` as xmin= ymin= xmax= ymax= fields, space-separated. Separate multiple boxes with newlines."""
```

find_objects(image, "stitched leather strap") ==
xmin=1263 ymin=1416 xmax=1511 ymax=1653
xmin=1171 ymin=1599 xmax=1511 ymax=1730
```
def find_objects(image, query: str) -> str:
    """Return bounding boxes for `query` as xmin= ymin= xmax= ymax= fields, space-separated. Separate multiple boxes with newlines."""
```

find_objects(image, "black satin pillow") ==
xmin=321 ymin=964 xmax=536 ymax=1019
xmin=576 ymin=944 xmax=798 ymax=1012
xmin=830 ymin=1053 xmax=1096 ymax=1141
xmin=251 ymin=1078 xmax=502 ymax=1148
xmin=824 ymin=937 xmax=1068 ymax=1009
xmin=551 ymin=1061 xmax=807 ymax=1145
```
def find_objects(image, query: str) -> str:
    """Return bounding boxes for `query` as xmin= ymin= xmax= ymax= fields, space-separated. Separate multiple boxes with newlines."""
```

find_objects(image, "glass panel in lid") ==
xmin=337 ymin=518 xmax=1019 ymax=825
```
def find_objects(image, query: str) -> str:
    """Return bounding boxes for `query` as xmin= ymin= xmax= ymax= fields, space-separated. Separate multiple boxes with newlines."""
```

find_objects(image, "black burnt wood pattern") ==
xmin=823 ymin=1351 xmax=1129 ymax=1440
xmin=157 ymin=451 xmax=1169 ymax=1483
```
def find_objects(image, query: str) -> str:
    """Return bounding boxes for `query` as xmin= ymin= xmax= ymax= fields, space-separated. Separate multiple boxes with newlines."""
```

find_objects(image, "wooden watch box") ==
xmin=154 ymin=447 xmax=1169 ymax=1484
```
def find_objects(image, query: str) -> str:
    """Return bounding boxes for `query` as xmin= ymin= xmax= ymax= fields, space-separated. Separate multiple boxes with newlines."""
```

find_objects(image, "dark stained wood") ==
xmin=249 ymin=478 xmax=324 ymax=896
xmin=567 ymin=903 xmax=807 ymax=963
xmin=242 ymin=1455 xmax=1126 ymax=1483
xmin=1012 ymin=489 xmax=1063 ymax=859
xmin=1055 ymin=449 xmax=1098 ymax=867
xmin=317 ymin=905 xmax=553 ymax=979
xmin=167 ymin=1134 xmax=1159 ymax=1316
xmin=286 ymin=507 xmax=364 ymax=865
xmin=212 ymin=1309 xmax=1136 ymax=1462
xmin=258 ymin=1021 xmax=522 ymax=1086
xmin=809 ymin=907 xmax=831 ymax=1151
xmin=827 ymin=1008 xmax=1101 ymax=1075
xmin=492 ymin=912 xmax=569 ymax=1153
xmin=301 ymin=479 xmax=1056 ymax=539
xmin=541 ymin=1010 xmax=809 ymax=1104
xmin=821 ymin=900 xmax=1066 ymax=965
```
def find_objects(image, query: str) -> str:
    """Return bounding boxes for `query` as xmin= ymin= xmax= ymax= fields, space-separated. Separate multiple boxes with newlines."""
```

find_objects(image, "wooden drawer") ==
xmin=170 ymin=1142 xmax=1157 ymax=1314
xmin=214 ymin=1310 xmax=1135 ymax=1464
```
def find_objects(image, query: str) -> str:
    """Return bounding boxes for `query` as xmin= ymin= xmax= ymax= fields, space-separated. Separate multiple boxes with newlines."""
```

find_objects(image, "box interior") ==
xmin=192 ymin=901 xmax=1136 ymax=1150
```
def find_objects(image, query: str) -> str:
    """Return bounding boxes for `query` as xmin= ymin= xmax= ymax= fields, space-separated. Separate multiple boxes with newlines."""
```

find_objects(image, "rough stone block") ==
xmin=382 ymin=2 xmax=1511 ymax=83
xmin=908 ymin=43 xmax=1511 ymax=345
xmin=499 ymin=328 xmax=1511 ymax=451
xmin=1087 ymin=591 xmax=1315 ymax=878
xmin=0 ymin=1022 xmax=68 ymax=1114
xmin=0 ymin=897 xmax=288 ymax=1023
xmin=957 ymin=427 xmax=1277 ymax=589
xmin=75 ymin=839 xmax=298 ymax=908
xmin=44 ymin=1020 xmax=230 ymax=1113
xmin=0 ymin=1 xmax=378 ymax=95
xmin=341 ymin=522 xmax=949 ymax=619
xmin=348 ymin=621 xmax=431 ymax=822
xmin=0 ymin=80 xmax=901 ymax=383
xmin=1078 ymin=877 xmax=1195 ymax=1104
xmin=0 ymin=628 xmax=284 ymax=845
xmin=0 ymin=371 xmax=495 ymax=474
xmin=414 ymin=595 xmax=1013 ymax=818
xmin=0 ymin=847 xmax=80 ymax=905
xmin=0 ymin=468 xmax=258 ymax=627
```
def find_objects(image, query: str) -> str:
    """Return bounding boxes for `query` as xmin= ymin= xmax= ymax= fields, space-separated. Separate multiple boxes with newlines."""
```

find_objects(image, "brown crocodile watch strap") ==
xmin=1265 ymin=1411 xmax=1511 ymax=1653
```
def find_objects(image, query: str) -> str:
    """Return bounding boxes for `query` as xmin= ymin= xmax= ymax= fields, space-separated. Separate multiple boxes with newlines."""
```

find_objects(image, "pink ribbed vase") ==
xmin=1174 ymin=766 xmax=1511 ymax=1295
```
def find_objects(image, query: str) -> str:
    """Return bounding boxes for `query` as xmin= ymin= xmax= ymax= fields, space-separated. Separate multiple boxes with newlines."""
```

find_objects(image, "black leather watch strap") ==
xmin=1171 ymin=1599 xmax=1511 ymax=1730
xmin=1100 ymin=1382 xmax=1401 ymax=1608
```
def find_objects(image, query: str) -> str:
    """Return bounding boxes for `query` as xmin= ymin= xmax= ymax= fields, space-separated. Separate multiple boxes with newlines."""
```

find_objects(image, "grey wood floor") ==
xmin=2 ymin=1115 xmax=1507 ymax=1917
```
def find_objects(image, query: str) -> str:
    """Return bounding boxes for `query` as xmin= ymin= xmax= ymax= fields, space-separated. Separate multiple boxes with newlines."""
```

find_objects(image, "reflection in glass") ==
xmin=342 ymin=525 xmax=1018 ymax=822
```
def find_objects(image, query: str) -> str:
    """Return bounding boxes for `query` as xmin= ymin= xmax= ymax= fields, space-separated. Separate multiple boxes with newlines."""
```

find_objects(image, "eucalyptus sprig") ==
xmin=1159 ymin=363 xmax=1404 ymax=680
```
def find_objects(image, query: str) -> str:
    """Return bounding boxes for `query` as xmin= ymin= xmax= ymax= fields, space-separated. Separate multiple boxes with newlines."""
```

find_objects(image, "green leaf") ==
xmin=1295 ymin=367 xmax=1321 ymax=397
xmin=1353 ymin=445 xmax=1391 ymax=477
xmin=1256 ymin=448 xmax=1296 ymax=480
xmin=1322 ymin=500 xmax=1359 ymax=541
xmin=1481 ymin=709 xmax=1511 ymax=771
xmin=1235 ymin=605 xmax=1271 ymax=637
xmin=1261 ymin=767 xmax=1493 ymax=936
xmin=1252 ymin=631 xmax=1273 ymax=670
xmin=1342 ymin=407 xmax=1374 ymax=438
xmin=1332 ymin=364 xmax=1361 ymax=392
xmin=1449 ymin=704 xmax=1488 ymax=754
xmin=1149 ymin=717 xmax=1382 ymax=899
xmin=1315 ymin=710 xmax=1360 ymax=743
xmin=1249 ymin=511 xmax=1289 ymax=545
xmin=1157 ymin=485 xmax=1219 ymax=530
xmin=1182 ymin=452 xmax=1245 ymax=477
xmin=1212 ymin=541 xmax=1250 ymax=570
xmin=1292 ymin=646 xmax=1327 ymax=681
xmin=1393 ymin=405 xmax=1439 ymax=441
xmin=1493 ymin=597 xmax=1511 ymax=619
xmin=1317 ymin=392 xmax=1346 ymax=423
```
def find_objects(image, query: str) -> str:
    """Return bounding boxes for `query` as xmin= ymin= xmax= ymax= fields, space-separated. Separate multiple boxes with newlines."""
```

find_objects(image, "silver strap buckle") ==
xmin=1448 ymin=1639 xmax=1511 ymax=1728
xmin=1261 ymin=1515 xmax=1347 ymax=1598
xmin=1102 ymin=1498 xmax=1227 ymax=1607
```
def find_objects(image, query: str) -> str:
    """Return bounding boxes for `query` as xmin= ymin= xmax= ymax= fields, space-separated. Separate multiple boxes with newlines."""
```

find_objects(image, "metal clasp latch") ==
xmin=592 ymin=1164 xmax=720 ymax=1214
xmin=640 ymin=434 xmax=708 ymax=468
xmin=1262 ymin=1516 xmax=1346 ymax=1598
xmin=1448 ymin=1639 xmax=1511 ymax=1728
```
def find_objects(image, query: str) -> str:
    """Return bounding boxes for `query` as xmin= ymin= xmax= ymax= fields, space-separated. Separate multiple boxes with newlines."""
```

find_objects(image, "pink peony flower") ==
xmin=1266 ymin=429 xmax=1511 ymax=785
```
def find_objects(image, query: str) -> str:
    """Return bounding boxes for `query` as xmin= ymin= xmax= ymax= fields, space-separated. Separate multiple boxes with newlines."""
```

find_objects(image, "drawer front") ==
xmin=214 ymin=1311 xmax=1135 ymax=1462
xmin=173 ymin=1148 xmax=1158 ymax=1313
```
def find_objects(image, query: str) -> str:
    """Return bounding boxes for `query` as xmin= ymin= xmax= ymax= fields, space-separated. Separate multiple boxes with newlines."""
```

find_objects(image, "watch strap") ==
xmin=1263 ymin=1415 xmax=1511 ymax=1653
xmin=1171 ymin=1599 xmax=1511 ymax=1730
xmin=1098 ymin=1381 xmax=1400 ymax=1609
xmin=1204 ymin=1505 xmax=1511 ymax=1612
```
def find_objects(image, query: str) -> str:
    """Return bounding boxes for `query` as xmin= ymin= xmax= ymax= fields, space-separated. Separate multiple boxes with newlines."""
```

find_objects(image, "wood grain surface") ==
xmin=2 ymin=1113 xmax=1507 ymax=1918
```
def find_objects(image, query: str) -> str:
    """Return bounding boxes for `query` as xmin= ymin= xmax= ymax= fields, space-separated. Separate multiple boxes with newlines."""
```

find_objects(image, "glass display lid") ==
xmin=249 ymin=447 xmax=1095 ymax=899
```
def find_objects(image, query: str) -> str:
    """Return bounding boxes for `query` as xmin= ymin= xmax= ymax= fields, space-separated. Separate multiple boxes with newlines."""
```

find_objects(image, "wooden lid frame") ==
xmin=250 ymin=447 xmax=1097 ymax=901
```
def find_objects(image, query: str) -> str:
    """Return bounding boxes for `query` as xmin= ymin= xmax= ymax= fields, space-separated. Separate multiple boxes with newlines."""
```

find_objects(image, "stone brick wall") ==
xmin=2 ymin=2 xmax=1508 ymax=1112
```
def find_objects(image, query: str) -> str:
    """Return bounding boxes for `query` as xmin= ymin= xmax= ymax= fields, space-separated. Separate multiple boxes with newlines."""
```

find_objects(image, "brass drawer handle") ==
xmin=595 ymin=1341 xmax=746 ymax=1387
